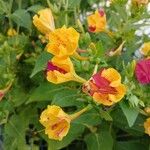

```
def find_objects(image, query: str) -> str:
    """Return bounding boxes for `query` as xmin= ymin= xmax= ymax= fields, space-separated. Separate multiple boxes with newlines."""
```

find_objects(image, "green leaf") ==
xmin=115 ymin=141 xmax=149 ymax=150
xmin=27 ymin=82 xmax=65 ymax=104
xmin=0 ymin=0 xmax=9 ymax=14
xmin=111 ymin=108 xmax=144 ymax=136
xmin=68 ymin=0 xmax=81 ymax=7
xmin=85 ymin=131 xmax=113 ymax=150
xmin=96 ymin=41 xmax=105 ymax=57
xmin=10 ymin=9 xmax=31 ymax=30
xmin=120 ymin=101 xmax=139 ymax=127
xmin=27 ymin=5 xmax=44 ymax=13
xmin=99 ymin=109 xmax=113 ymax=121
xmin=4 ymin=105 xmax=37 ymax=150
xmin=52 ymin=89 xmax=83 ymax=107
xmin=74 ymin=110 xmax=101 ymax=126
xmin=30 ymin=51 xmax=52 ymax=78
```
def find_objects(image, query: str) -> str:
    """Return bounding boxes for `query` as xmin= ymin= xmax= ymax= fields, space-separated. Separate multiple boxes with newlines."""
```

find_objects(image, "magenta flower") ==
xmin=135 ymin=59 xmax=150 ymax=84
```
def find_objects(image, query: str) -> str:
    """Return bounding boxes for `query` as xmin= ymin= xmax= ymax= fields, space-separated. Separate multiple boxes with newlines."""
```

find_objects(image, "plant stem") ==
xmin=8 ymin=0 xmax=14 ymax=28
xmin=70 ymin=104 xmax=92 ymax=120
xmin=65 ymin=0 xmax=69 ymax=26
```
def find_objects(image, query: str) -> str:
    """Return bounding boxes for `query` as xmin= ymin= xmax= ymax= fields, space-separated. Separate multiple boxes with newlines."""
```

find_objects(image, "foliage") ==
xmin=0 ymin=0 xmax=150 ymax=149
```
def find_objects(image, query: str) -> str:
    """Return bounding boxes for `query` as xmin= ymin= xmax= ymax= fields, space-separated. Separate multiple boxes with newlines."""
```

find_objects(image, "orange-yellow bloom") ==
xmin=46 ymin=26 xmax=79 ymax=57
xmin=87 ymin=9 xmax=107 ymax=33
xmin=39 ymin=105 xmax=91 ymax=140
xmin=144 ymin=118 xmax=150 ymax=136
xmin=7 ymin=28 xmax=17 ymax=36
xmin=33 ymin=8 xmax=55 ymax=35
xmin=46 ymin=56 xmax=86 ymax=84
xmin=140 ymin=42 xmax=150 ymax=56
xmin=83 ymin=68 xmax=126 ymax=106
xmin=40 ymin=105 xmax=71 ymax=141
xmin=132 ymin=0 xmax=149 ymax=5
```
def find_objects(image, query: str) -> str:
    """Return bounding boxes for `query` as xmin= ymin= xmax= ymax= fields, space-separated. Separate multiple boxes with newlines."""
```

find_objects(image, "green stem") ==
xmin=8 ymin=0 xmax=14 ymax=28
xmin=70 ymin=104 xmax=92 ymax=120
xmin=16 ymin=0 xmax=22 ymax=34
xmin=73 ymin=73 xmax=87 ymax=84
xmin=93 ymin=64 xmax=98 ymax=75
xmin=65 ymin=0 xmax=68 ymax=26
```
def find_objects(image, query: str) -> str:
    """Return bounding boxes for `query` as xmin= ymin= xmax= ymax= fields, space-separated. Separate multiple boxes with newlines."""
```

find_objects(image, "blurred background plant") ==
xmin=0 ymin=0 xmax=150 ymax=150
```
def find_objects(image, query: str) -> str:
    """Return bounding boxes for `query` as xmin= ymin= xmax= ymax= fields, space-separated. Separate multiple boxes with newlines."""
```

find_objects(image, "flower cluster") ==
xmin=33 ymin=6 xmax=150 ymax=141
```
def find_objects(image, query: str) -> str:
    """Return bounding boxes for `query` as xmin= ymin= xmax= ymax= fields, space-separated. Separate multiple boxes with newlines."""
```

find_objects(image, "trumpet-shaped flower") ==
xmin=40 ymin=105 xmax=71 ymax=141
xmin=46 ymin=57 xmax=86 ymax=84
xmin=87 ymin=9 xmax=107 ymax=33
xmin=83 ymin=68 xmax=126 ymax=106
xmin=40 ymin=105 xmax=91 ymax=140
xmin=140 ymin=42 xmax=150 ymax=56
xmin=33 ymin=8 xmax=55 ymax=35
xmin=135 ymin=59 xmax=150 ymax=84
xmin=46 ymin=26 xmax=79 ymax=57
xmin=144 ymin=118 xmax=150 ymax=136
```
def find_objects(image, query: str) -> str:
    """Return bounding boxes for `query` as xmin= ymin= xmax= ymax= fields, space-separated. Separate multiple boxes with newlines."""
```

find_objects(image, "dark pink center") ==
xmin=98 ymin=9 xmax=105 ymax=17
xmin=47 ymin=62 xmax=67 ymax=74
xmin=91 ymin=70 xmax=117 ymax=94
xmin=88 ymin=26 xmax=96 ymax=32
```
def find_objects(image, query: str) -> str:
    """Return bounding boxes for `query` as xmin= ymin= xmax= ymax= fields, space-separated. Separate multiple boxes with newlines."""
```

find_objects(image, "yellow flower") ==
xmin=46 ymin=56 xmax=86 ymax=84
xmin=108 ymin=41 xmax=125 ymax=56
xmin=39 ymin=105 xmax=91 ymax=141
xmin=144 ymin=118 xmax=150 ymax=136
xmin=40 ymin=105 xmax=71 ymax=141
xmin=33 ymin=8 xmax=55 ymax=35
xmin=83 ymin=68 xmax=126 ymax=106
xmin=46 ymin=26 xmax=79 ymax=57
xmin=140 ymin=42 xmax=150 ymax=56
xmin=132 ymin=0 xmax=149 ymax=5
xmin=87 ymin=9 xmax=107 ymax=33
xmin=144 ymin=107 xmax=150 ymax=115
xmin=7 ymin=28 xmax=17 ymax=36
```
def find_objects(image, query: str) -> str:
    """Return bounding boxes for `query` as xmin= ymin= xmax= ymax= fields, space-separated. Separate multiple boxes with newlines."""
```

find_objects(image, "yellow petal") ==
xmin=87 ymin=10 xmax=107 ymax=33
xmin=46 ymin=57 xmax=86 ymax=84
xmin=144 ymin=118 xmax=150 ymax=136
xmin=47 ymin=26 xmax=79 ymax=57
xmin=109 ymin=41 xmax=125 ymax=56
xmin=93 ymin=92 xmax=114 ymax=106
xmin=140 ymin=42 xmax=150 ymax=56
xmin=101 ymin=68 xmax=121 ymax=87
xmin=108 ymin=84 xmax=126 ymax=103
xmin=33 ymin=8 xmax=55 ymax=34
xmin=7 ymin=28 xmax=17 ymax=36
xmin=132 ymin=0 xmax=149 ymax=5
xmin=39 ymin=105 xmax=71 ymax=141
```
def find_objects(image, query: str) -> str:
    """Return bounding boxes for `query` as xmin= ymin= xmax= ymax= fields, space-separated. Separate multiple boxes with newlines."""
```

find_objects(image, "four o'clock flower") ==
xmin=83 ymin=68 xmax=126 ymax=106
xmin=46 ymin=26 xmax=80 ymax=58
xmin=39 ymin=105 xmax=91 ymax=141
xmin=144 ymin=118 xmax=150 ymax=136
xmin=135 ymin=59 xmax=150 ymax=84
xmin=140 ymin=42 xmax=150 ymax=56
xmin=87 ymin=9 xmax=108 ymax=33
xmin=33 ymin=8 xmax=55 ymax=35
xmin=46 ymin=56 xmax=86 ymax=84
